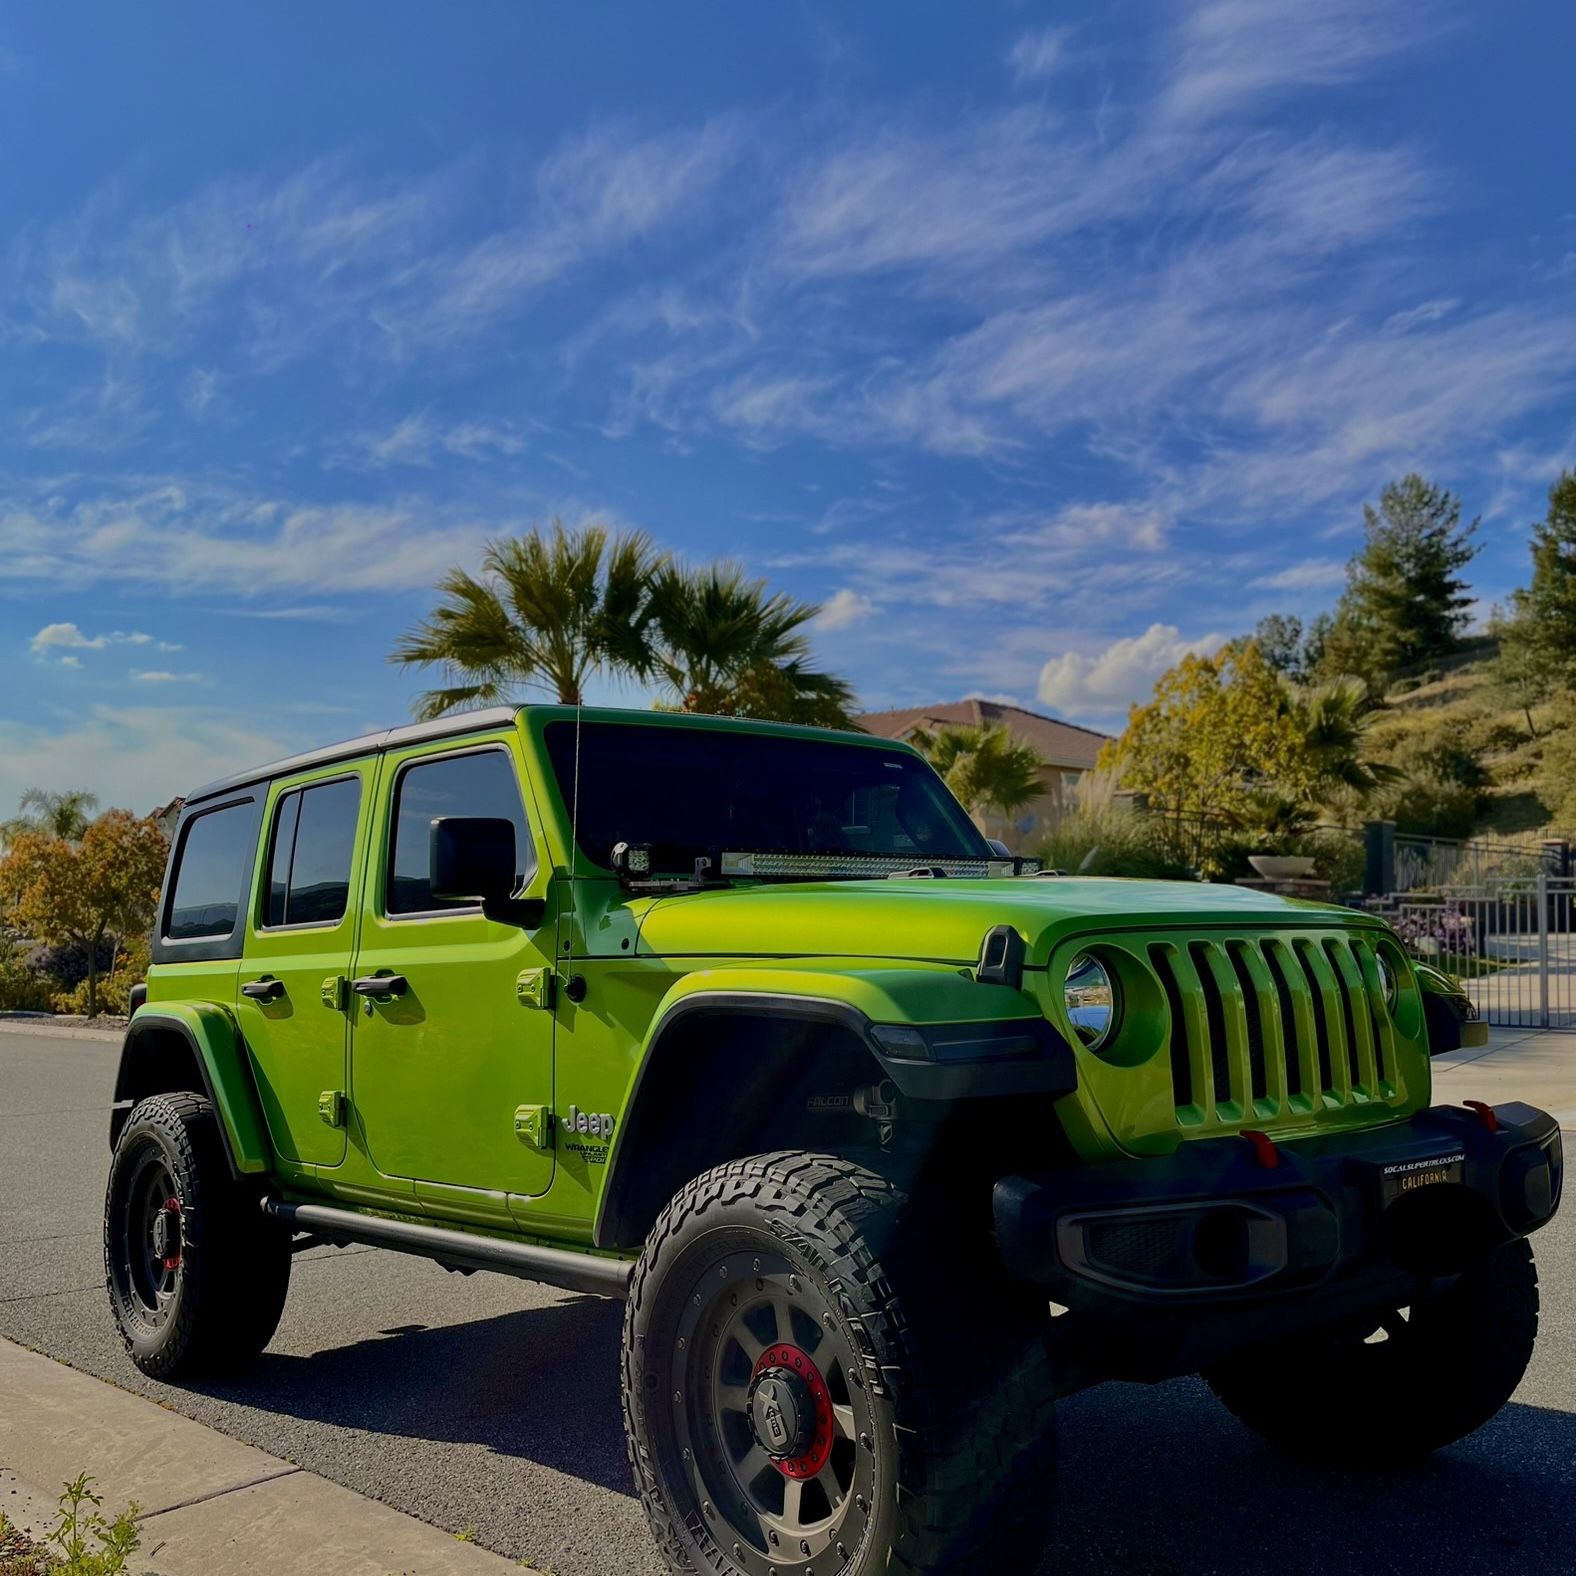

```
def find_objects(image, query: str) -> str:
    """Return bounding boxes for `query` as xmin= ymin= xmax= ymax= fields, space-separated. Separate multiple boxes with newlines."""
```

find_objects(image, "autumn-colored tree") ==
xmin=1100 ymin=640 xmax=1307 ymax=834
xmin=0 ymin=811 xmax=168 ymax=1018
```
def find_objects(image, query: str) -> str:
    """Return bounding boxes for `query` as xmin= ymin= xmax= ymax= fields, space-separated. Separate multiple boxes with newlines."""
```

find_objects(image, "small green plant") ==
xmin=455 ymin=1525 xmax=477 ymax=1543
xmin=46 ymin=1474 xmax=141 ymax=1575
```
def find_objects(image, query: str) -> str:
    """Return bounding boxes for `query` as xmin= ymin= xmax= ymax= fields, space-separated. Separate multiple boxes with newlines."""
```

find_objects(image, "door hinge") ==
xmin=320 ymin=975 xmax=348 ymax=1011
xmin=318 ymin=1089 xmax=347 ymax=1128
xmin=513 ymin=1104 xmax=552 ymax=1150
xmin=515 ymin=968 xmax=555 ymax=1010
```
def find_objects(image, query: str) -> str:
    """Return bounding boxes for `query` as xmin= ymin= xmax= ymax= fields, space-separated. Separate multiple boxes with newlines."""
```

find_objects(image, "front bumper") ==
xmin=996 ymin=1101 xmax=1562 ymax=1308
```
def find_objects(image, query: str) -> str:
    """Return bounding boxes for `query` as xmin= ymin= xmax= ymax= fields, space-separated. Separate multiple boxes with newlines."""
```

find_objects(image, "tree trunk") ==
xmin=85 ymin=926 xmax=102 ymax=1020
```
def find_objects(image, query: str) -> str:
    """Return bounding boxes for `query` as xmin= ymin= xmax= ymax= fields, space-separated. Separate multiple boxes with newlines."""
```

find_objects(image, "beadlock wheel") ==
xmin=623 ymin=1152 xmax=1059 ymax=1576
xmin=672 ymin=1247 xmax=874 ymax=1572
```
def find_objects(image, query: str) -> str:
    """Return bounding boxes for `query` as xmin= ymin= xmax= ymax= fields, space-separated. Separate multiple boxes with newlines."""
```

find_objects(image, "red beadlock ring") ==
xmin=753 ymin=1344 xmax=835 ymax=1480
xmin=161 ymin=1197 xmax=182 ymax=1271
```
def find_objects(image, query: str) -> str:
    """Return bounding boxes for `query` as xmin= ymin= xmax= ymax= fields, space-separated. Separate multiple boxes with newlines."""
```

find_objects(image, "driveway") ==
xmin=1 ymin=1024 xmax=1572 ymax=1575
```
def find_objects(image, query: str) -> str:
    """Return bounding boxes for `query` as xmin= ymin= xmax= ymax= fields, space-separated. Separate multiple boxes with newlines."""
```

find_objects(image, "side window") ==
xmin=263 ymin=777 xmax=362 ymax=928
xmin=387 ymin=750 xmax=534 ymax=916
xmin=165 ymin=799 xmax=261 ymax=942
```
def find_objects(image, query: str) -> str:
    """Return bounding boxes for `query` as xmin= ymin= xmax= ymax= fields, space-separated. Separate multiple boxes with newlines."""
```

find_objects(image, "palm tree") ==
xmin=650 ymin=564 xmax=857 ymax=726
xmin=1 ymin=787 xmax=99 ymax=848
xmin=909 ymin=725 xmax=1044 ymax=819
xmin=392 ymin=521 xmax=663 ymax=716
xmin=1298 ymin=678 xmax=1399 ymax=798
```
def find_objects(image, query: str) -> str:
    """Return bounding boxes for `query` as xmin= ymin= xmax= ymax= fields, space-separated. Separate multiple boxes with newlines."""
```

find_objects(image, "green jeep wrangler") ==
xmin=106 ymin=706 xmax=1563 ymax=1575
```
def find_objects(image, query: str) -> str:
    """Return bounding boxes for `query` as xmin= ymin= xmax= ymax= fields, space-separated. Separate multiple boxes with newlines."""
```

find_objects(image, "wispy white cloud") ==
xmin=28 ymin=622 xmax=174 ymax=658
xmin=1006 ymin=26 xmax=1074 ymax=85
xmin=1250 ymin=558 xmax=1348 ymax=592
xmin=2 ymin=481 xmax=488 ymax=596
xmin=815 ymin=588 xmax=875 ymax=632
xmin=0 ymin=705 xmax=294 ymax=814
xmin=131 ymin=669 xmax=206 ymax=684
xmin=1162 ymin=0 xmax=1435 ymax=123
xmin=1038 ymin=623 xmax=1228 ymax=718
xmin=328 ymin=411 xmax=532 ymax=470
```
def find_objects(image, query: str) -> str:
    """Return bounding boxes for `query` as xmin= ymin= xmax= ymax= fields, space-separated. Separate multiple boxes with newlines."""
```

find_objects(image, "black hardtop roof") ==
xmin=180 ymin=704 xmax=901 ymax=809
xmin=183 ymin=706 xmax=522 ymax=807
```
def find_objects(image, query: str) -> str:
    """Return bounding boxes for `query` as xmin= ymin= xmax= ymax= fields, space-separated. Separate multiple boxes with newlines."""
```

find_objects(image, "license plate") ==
xmin=1379 ymin=1152 xmax=1466 ymax=1206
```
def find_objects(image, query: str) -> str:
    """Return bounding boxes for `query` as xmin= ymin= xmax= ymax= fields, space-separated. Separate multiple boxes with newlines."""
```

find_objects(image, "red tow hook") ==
xmin=1463 ymin=1100 xmax=1500 ymax=1133
xmin=1242 ymin=1130 xmax=1280 ymax=1169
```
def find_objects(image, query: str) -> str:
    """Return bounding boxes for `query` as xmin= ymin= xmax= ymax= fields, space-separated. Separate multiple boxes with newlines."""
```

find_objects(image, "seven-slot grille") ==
xmin=1149 ymin=933 xmax=1399 ymax=1131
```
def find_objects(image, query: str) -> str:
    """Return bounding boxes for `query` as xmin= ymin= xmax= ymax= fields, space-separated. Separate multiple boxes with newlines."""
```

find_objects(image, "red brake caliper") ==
xmin=753 ymin=1344 xmax=835 ymax=1480
xmin=161 ymin=1196 xmax=182 ymax=1272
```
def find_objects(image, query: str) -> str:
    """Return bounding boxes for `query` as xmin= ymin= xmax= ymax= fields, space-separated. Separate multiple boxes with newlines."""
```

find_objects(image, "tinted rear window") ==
xmin=387 ymin=749 xmax=534 ymax=915
xmin=165 ymin=799 xmax=261 ymax=941
xmin=545 ymin=721 xmax=988 ymax=872
xmin=264 ymin=777 xmax=361 ymax=927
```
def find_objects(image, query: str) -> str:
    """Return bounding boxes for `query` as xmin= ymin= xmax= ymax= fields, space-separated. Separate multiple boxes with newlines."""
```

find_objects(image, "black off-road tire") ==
xmin=105 ymin=1092 xmax=292 ymax=1379
xmin=623 ymin=1151 xmax=1057 ymax=1576
xmin=1207 ymin=1237 xmax=1539 ymax=1464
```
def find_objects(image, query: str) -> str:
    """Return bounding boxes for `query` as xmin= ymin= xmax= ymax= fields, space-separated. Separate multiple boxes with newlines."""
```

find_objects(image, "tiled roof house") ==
xmin=858 ymin=698 xmax=1111 ymax=847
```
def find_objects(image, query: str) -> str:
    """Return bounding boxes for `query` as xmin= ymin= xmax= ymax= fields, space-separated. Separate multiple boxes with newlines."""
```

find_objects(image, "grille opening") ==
xmin=1226 ymin=944 xmax=1269 ymax=1104
xmin=1357 ymin=943 xmax=1390 ymax=1084
xmin=1260 ymin=944 xmax=1303 ymax=1098
xmin=1152 ymin=947 xmax=1193 ymax=1109
xmin=1189 ymin=943 xmax=1232 ymax=1105
xmin=1324 ymin=939 xmax=1364 ymax=1085
xmin=1293 ymin=942 xmax=1335 ymax=1094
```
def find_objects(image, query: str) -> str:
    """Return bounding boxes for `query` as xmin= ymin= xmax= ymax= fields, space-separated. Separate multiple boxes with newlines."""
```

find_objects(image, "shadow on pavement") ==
xmin=190 ymin=1296 xmax=1576 ymax=1574
xmin=1047 ymin=1379 xmax=1576 ymax=1575
xmin=192 ymin=1294 xmax=635 ymax=1495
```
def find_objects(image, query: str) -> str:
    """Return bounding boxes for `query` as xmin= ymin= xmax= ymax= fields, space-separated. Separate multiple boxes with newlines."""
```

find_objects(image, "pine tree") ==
xmin=1335 ymin=475 xmax=1479 ymax=679
xmin=1506 ymin=470 xmax=1576 ymax=686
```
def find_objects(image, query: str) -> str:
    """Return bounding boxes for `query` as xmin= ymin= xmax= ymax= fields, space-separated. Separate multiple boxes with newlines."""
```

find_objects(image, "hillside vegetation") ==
xmin=1367 ymin=637 xmax=1573 ymax=843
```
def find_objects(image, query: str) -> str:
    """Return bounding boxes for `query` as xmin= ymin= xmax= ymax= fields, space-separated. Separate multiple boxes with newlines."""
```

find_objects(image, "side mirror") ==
xmin=429 ymin=818 xmax=544 ymax=927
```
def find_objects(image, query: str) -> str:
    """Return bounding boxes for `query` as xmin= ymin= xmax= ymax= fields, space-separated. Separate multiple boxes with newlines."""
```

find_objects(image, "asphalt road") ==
xmin=2 ymin=1026 xmax=1572 ymax=1576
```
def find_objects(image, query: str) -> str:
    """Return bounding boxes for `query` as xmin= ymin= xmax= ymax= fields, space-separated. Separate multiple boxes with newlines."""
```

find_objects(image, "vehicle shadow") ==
xmin=194 ymin=1291 xmax=1576 ymax=1573
xmin=193 ymin=1293 xmax=635 ymax=1495
xmin=1044 ymin=1378 xmax=1576 ymax=1575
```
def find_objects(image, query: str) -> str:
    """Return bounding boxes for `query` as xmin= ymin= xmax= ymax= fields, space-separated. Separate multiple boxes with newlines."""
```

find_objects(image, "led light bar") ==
xmin=718 ymin=851 xmax=1040 ymax=880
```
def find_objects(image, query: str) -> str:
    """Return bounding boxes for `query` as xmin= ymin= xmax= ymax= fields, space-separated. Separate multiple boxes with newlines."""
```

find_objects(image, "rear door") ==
xmin=236 ymin=764 xmax=374 ymax=1168
xmin=349 ymin=735 xmax=557 ymax=1198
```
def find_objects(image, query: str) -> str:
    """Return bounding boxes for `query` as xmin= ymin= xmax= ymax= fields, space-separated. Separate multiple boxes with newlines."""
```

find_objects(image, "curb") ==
xmin=0 ymin=1340 xmax=518 ymax=1574
xmin=0 ymin=1018 xmax=122 ymax=1043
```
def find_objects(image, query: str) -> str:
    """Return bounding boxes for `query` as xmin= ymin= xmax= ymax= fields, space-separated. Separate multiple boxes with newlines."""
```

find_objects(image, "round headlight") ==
xmin=1064 ymin=953 xmax=1118 ymax=1051
xmin=1376 ymin=951 xmax=1400 ymax=1011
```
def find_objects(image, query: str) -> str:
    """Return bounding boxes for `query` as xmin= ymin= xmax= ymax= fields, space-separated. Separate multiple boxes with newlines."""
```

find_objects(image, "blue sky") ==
xmin=2 ymin=1 xmax=1574 ymax=813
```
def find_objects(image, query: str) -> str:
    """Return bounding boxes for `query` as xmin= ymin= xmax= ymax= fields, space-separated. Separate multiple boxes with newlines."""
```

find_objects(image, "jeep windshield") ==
xmin=544 ymin=719 xmax=992 ymax=875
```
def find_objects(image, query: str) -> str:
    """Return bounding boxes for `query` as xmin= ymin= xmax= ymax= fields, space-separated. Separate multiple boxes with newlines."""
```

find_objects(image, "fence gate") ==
xmin=1395 ymin=875 xmax=1576 ymax=1030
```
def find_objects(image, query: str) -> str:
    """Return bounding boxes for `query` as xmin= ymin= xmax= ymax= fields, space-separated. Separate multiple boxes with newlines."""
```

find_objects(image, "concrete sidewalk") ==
xmin=1431 ymin=1024 xmax=1576 ymax=1129
xmin=0 ymin=1340 xmax=516 ymax=1575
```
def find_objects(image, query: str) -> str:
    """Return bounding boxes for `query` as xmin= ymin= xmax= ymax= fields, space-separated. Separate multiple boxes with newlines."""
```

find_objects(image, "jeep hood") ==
xmin=632 ymin=877 xmax=1368 ymax=969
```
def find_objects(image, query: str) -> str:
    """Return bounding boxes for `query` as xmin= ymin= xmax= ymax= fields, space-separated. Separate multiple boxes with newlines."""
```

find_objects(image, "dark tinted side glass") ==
xmin=264 ymin=794 xmax=301 ymax=927
xmin=166 ymin=800 xmax=262 ymax=941
xmin=264 ymin=777 xmax=361 ymax=928
xmin=388 ymin=750 xmax=534 ymax=916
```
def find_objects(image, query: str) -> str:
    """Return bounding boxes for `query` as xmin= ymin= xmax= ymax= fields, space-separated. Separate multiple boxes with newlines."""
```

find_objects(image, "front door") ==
xmin=237 ymin=764 xmax=373 ymax=1168
xmin=350 ymin=736 xmax=557 ymax=1198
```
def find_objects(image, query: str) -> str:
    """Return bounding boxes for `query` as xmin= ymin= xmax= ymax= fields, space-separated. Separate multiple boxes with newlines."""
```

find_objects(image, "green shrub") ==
xmin=0 ymin=961 xmax=54 ymax=1013
xmin=1038 ymin=773 xmax=1199 ymax=879
xmin=50 ymin=938 xmax=148 ymax=1018
xmin=0 ymin=1474 xmax=141 ymax=1575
